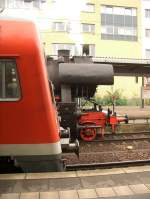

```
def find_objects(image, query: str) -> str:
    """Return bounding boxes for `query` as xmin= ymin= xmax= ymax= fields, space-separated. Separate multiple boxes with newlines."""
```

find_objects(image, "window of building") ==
xmin=113 ymin=7 xmax=124 ymax=15
xmin=52 ymin=22 xmax=69 ymax=32
xmin=106 ymin=26 xmax=113 ymax=34
xmin=6 ymin=0 xmax=16 ymax=8
xmin=146 ymin=49 xmax=150 ymax=59
xmin=0 ymin=59 xmax=21 ymax=101
xmin=52 ymin=43 xmax=75 ymax=55
xmin=106 ymin=6 xmax=113 ymax=14
xmin=5 ymin=0 xmax=46 ymax=9
xmin=125 ymin=8 xmax=132 ymax=16
xmin=146 ymin=29 xmax=150 ymax=37
xmin=83 ymin=3 xmax=95 ymax=12
xmin=24 ymin=1 xmax=34 ymax=8
xmin=33 ymin=0 xmax=46 ymax=8
xmin=132 ymin=8 xmax=137 ymax=16
xmin=101 ymin=5 xmax=137 ymax=41
xmin=144 ymin=77 xmax=150 ymax=85
xmin=124 ymin=27 xmax=137 ymax=36
xmin=52 ymin=22 xmax=65 ymax=31
xmin=145 ymin=9 xmax=150 ymax=18
xmin=81 ymin=23 xmax=95 ymax=33
xmin=81 ymin=44 xmax=95 ymax=56
xmin=0 ymin=1 xmax=5 ymax=9
xmin=118 ymin=27 xmax=125 ymax=35
xmin=51 ymin=0 xmax=58 ymax=8
xmin=101 ymin=5 xmax=136 ymax=16
xmin=147 ymin=77 xmax=150 ymax=84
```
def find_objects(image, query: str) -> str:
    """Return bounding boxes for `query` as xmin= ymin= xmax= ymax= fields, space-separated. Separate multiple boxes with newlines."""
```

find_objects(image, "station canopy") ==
xmin=93 ymin=57 xmax=150 ymax=77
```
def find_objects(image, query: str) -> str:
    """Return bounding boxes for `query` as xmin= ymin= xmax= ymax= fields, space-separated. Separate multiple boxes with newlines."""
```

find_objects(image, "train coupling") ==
xmin=60 ymin=127 xmax=79 ymax=158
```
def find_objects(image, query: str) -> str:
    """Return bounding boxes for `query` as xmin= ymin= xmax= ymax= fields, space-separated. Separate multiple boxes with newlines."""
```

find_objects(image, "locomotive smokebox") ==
xmin=59 ymin=63 xmax=113 ymax=85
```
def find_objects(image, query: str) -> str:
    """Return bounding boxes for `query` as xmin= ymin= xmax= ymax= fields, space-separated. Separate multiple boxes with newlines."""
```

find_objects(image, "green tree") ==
xmin=95 ymin=88 xmax=127 ymax=106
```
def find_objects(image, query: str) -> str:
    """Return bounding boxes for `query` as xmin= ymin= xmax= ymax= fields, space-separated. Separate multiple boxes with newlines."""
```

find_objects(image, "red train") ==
xmin=0 ymin=18 xmax=79 ymax=172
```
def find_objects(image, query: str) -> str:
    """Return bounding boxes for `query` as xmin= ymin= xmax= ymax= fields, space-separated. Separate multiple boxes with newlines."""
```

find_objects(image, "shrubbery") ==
xmin=95 ymin=89 xmax=127 ymax=106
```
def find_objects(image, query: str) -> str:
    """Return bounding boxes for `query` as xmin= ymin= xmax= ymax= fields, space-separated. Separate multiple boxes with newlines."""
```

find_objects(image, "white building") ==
xmin=0 ymin=0 xmax=47 ymax=21
xmin=0 ymin=0 xmax=46 ymax=10
xmin=141 ymin=0 xmax=150 ymax=59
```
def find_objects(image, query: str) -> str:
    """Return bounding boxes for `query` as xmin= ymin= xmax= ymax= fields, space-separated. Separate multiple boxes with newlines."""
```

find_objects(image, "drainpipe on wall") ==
xmin=141 ymin=76 xmax=144 ymax=109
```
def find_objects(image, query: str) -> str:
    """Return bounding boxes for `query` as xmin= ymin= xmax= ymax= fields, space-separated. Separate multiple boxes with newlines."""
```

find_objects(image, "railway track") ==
xmin=1 ymin=132 xmax=150 ymax=174
xmin=66 ymin=159 xmax=150 ymax=171
xmin=90 ymin=131 xmax=150 ymax=142
xmin=63 ymin=132 xmax=150 ymax=166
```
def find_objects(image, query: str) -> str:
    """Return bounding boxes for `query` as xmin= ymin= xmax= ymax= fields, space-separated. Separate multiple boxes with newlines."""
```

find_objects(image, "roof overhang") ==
xmin=93 ymin=57 xmax=150 ymax=77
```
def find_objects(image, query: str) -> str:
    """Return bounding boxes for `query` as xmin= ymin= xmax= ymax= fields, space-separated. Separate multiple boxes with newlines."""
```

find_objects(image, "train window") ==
xmin=0 ymin=59 xmax=21 ymax=101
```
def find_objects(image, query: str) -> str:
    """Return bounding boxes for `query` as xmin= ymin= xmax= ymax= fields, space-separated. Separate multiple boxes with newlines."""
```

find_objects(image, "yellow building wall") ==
xmin=38 ymin=0 xmax=77 ymax=55
xmin=97 ymin=76 xmax=142 ymax=98
xmin=40 ymin=31 xmax=74 ymax=55
xmin=81 ymin=0 xmax=141 ymax=58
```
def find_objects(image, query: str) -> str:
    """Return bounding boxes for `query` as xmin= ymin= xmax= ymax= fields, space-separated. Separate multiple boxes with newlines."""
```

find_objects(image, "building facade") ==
xmin=0 ymin=0 xmax=142 ymax=58
xmin=0 ymin=0 xmax=46 ymax=9
xmin=141 ymin=0 xmax=150 ymax=59
xmin=1 ymin=0 xmax=148 ymax=103
xmin=0 ymin=0 xmax=46 ymax=24
xmin=39 ymin=0 xmax=142 ymax=59
xmin=39 ymin=0 xmax=143 ymax=102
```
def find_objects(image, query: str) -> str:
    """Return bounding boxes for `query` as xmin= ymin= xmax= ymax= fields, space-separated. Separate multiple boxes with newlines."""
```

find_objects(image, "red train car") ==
xmin=0 ymin=18 xmax=65 ymax=172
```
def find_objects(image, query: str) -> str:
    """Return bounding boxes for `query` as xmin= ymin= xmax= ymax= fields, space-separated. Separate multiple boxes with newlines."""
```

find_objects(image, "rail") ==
xmin=66 ymin=159 xmax=150 ymax=171
xmin=79 ymin=131 xmax=150 ymax=142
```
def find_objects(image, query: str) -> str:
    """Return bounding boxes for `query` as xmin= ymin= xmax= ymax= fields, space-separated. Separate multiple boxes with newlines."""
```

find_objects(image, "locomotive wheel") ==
xmin=80 ymin=127 xmax=96 ymax=141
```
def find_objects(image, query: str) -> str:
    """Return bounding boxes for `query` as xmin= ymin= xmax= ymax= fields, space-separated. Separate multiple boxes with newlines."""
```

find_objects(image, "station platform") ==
xmin=1 ymin=165 xmax=150 ymax=198
xmin=110 ymin=106 xmax=150 ymax=118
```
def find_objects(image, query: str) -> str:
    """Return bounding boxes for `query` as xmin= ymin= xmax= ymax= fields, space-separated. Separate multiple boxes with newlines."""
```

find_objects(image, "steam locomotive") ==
xmin=46 ymin=51 xmax=122 ymax=142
